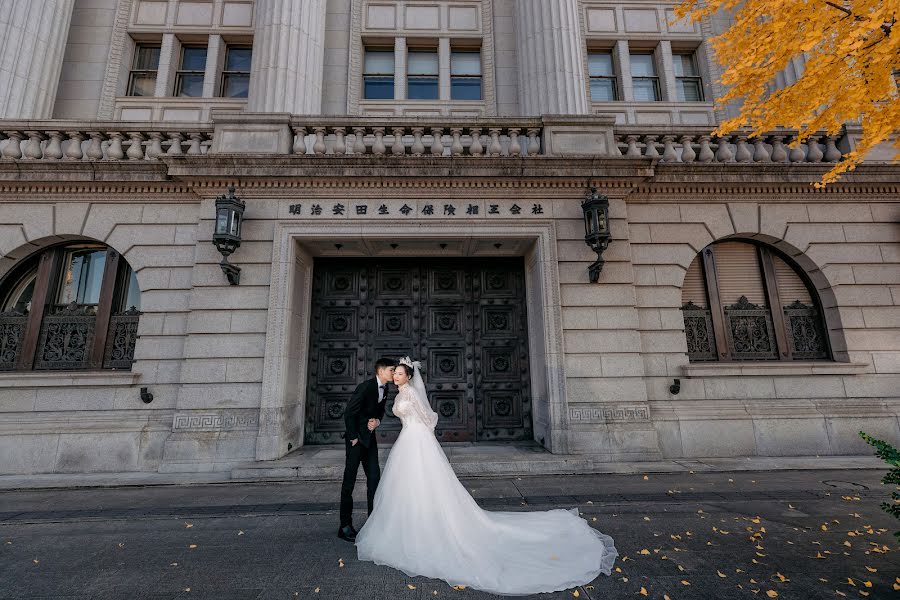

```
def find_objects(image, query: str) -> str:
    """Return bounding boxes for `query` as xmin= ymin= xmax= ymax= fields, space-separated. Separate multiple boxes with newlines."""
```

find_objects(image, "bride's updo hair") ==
xmin=395 ymin=363 xmax=415 ymax=380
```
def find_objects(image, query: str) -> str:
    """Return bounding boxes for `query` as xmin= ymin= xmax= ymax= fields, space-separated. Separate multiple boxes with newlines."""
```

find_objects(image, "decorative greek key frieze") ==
xmin=173 ymin=411 xmax=259 ymax=431
xmin=569 ymin=405 xmax=650 ymax=423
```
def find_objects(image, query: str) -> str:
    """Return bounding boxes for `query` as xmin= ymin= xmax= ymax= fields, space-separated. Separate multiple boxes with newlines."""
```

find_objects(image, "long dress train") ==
xmin=355 ymin=382 xmax=618 ymax=596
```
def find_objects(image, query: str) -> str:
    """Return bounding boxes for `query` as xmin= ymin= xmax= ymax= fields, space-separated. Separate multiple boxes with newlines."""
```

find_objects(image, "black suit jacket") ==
xmin=343 ymin=378 xmax=389 ymax=448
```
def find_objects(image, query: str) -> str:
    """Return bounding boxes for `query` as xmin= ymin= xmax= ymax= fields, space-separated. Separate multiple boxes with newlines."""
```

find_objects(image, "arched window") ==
xmin=0 ymin=242 xmax=141 ymax=371
xmin=681 ymin=240 xmax=829 ymax=362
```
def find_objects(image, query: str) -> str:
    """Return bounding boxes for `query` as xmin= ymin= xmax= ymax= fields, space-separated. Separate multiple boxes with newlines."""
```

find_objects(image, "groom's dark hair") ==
xmin=374 ymin=357 xmax=397 ymax=370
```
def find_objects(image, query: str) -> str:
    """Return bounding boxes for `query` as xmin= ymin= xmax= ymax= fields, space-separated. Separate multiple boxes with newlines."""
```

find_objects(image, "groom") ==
xmin=338 ymin=357 xmax=396 ymax=542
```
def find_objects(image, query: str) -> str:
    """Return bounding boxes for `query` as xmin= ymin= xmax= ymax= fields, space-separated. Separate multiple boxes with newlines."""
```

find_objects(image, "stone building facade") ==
xmin=0 ymin=0 xmax=897 ymax=476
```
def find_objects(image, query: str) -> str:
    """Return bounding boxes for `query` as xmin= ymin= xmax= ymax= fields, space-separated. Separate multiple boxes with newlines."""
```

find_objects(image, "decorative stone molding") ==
xmin=569 ymin=404 xmax=651 ymax=423
xmin=173 ymin=409 xmax=262 ymax=431
xmin=97 ymin=0 xmax=136 ymax=119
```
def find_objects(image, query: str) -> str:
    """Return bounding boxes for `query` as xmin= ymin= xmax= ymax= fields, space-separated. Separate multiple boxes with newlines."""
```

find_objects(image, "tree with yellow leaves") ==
xmin=675 ymin=0 xmax=898 ymax=185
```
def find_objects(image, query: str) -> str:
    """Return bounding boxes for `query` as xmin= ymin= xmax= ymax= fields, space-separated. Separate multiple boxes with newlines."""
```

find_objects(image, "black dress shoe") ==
xmin=337 ymin=525 xmax=357 ymax=542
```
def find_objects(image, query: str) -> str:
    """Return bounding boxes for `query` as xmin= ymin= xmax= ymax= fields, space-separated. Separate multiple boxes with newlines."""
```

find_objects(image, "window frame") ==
xmin=450 ymin=48 xmax=482 ymax=101
xmin=174 ymin=44 xmax=208 ymax=97
xmin=0 ymin=243 xmax=142 ymax=372
xmin=629 ymin=51 xmax=661 ymax=102
xmin=363 ymin=46 xmax=396 ymax=100
xmin=682 ymin=241 xmax=831 ymax=363
xmin=219 ymin=45 xmax=252 ymax=98
xmin=587 ymin=50 xmax=619 ymax=102
xmin=126 ymin=43 xmax=161 ymax=97
xmin=673 ymin=52 xmax=704 ymax=102
xmin=406 ymin=47 xmax=439 ymax=100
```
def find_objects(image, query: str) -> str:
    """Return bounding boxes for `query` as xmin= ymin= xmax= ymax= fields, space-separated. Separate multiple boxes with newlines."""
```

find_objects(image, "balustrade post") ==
xmin=679 ymin=135 xmax=696 ymax=163
xmin=411 ymin=127 xmax=425 ymax=156
xmin=65 ymin=132 xmax=85 ymax=160
xmin=430 ymin=128 xmax=444 ymax=156
xmin=85 ymin=132 xmax=105 ymax=160
xmin=23 ymin=131 xmax=45 ymax=159
xmin=145 ymin=132 xmax=164 ymax=159
xmin=106 ymin=132 xmax=125 ymax=160
xmin=734 ymin=135 xmax=752 ymax=163
xmin=450 ymin=128 xmax=464 ymax=155
xmin=44 ymin=131 xmax=64 ymax=159
xmin=752 ymin=137 xmax=771 ymax=162
xmin=624 ymin=135 xmax=640 ymax=157
xmin=126 ymin=132 xmax=145 ymax=160
xmin=372 ymin=127 xmax=386 ymax=155
xmin=292 ymin=126 xmax=308 ymax=154
xmin=697 ymin=135 xmax=714 ymax=163
xmin=806 ymin=135 xmax=823 ymax=162
xmin=353 ymin=127 xmax=367 ymax=154
xmin=823 ymin=135 xmax=842 ymax=162
xmin=660 ymin=135 xmax=677 ymax=162
xmin=2 ymin=131 xmax=24 ymax=159
xmin=488 ymin=128 xmax=502 ymax=156
xmin=313 ymin=127 xmax=327 ymax=155
xmin=788 ymin=136 xmax=806 ymax=162
xmin=508 ymin=128 xmax=521 ymax=156
xmin=643 ymin=135 xmax=659 ymax=158
xmin=469 ymin=128 xmax=483 ymax=156
xmin=187 ymin=133 xmax=204 ymax=155
xmin=714 ymin=135 xmax=734 ymax=162
xmin=770 ymin=135 xmax=788 ymax=162
xmin=391 ymin=127 xmax=406 ymax=155
xmin=333 ymin=127 xmax=347 ymax=155
xmin=166 ymin=132 xmax=184 ymax=155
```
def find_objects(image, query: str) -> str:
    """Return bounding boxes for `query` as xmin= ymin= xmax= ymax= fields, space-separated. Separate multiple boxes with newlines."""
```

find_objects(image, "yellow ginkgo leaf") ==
xmin=766 ymin=591 xmax=777 ymax=598
xmin=865 ymin=566 xmax=877 ymax=573
xmin=572 ymin=591 xmax=580 ymax=598
xmin=681 ymin=580 xmax=691 ymax=586
xmin=639 ymin=549 xmax=650 ymax=555
xmin=717 ymin=570 xmax=727 ymax=578
xmin=188 ymin=544 xmax=198 ymax=549
xmin=408 ymin=584 xmax=416 ymax=590
xmin=638 ymin=587 xmax=648 ymax=597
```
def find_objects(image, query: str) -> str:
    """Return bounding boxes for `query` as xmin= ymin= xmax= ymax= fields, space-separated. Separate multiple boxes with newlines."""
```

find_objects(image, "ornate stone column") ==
xmin=247 ymin=0 xmax=327 ymax=114
xmin=514 ymin=0 xmax=589 ymax=115
xmin=0 ymin=0 xmax=75 ymax=118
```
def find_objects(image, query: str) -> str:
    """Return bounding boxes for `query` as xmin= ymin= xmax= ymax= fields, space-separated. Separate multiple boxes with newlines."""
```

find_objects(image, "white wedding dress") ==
xmin=355 ymin=362 xmax=618 ymax=596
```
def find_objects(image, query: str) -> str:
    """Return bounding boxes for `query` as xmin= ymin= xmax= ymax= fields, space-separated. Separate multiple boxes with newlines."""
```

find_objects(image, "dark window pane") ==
xmin=58 ymin=249 xmax=107 ymax=306
xmin=590 ymin=78 xmax=617 ymax=101
xmin=222 ymin=73 xmax=250 ymax=98
xmin=225 ymin=47 xmax=252 ymax=71
xmin=134 ymin=46 xmax=160 ymax=70
xmin=451 ymin=77 xmax=481 ymax=100
xmin=177 ymin=73 xmax=205 ymax=97
xmin=364 ymin=76 xmax=394 ymax=99
xmin=181 ymin=47 xmax=207 ymax=70
xmin=123 ymin=269 xmax=141 ymax=311
xmin=407 ymin=77 xmax=438 ymax=99
xmin=674 ymin=54 xmax=698 ymax=77
xmin=128 ymin=73 xmax=157 ymax=96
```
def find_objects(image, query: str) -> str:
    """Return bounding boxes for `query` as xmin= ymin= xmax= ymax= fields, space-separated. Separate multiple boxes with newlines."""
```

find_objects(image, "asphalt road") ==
xmin=0 ymin=469 xmax=897 ymax=599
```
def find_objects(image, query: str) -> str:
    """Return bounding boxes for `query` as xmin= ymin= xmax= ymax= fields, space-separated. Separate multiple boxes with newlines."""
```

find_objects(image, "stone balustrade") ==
xmin=289 ymin=117 xmax=545 ymax=157
xmin=0 ymin=122 xmax=213 ymax=161
xmin=611 ymin=126 xmax=847 ymax=164
xmin=0 ymin=117 xmax=860 ymax=165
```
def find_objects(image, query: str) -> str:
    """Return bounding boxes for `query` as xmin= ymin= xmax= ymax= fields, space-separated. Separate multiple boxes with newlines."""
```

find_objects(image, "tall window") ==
xmin=363 ymin=48 xmax=395 ymax=99
xmin=450 ymin=50 xmax=482 ymax=100
xmin=407 ymin=49 xmax=439 ymax=100
xmin=674 ymin=52 xmax=704 ymax=101
xmin=630 ymin=52 xmax=660 ymax=101
xmin=0 ymin=242 xmax=142 ymax=371
xmin=127 ymin=44 xmax=160 ymax=96
xmin=220 ymin=46 xmax=251 ymax=98
xmin=175 ymin=46 xmax=207 ymax=97
xmin=588 ymin=51 xmax=618 ymax=101
xmin=681 ymin=241 xmax=829 ymax=362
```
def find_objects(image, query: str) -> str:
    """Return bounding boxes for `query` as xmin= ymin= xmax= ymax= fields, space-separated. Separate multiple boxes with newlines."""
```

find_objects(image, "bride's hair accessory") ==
xmin=398 ymin=356 xmax=420 ymax=379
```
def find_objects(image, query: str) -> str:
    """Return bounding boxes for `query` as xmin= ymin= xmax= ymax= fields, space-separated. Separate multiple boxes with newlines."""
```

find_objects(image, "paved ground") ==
xmin=0 ymin=469 xmax=897 ymax=599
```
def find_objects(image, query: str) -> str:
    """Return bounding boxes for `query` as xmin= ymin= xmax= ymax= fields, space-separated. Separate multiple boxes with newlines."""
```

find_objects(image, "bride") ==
xmin=355 ymin=357 xmax=618 ymax=595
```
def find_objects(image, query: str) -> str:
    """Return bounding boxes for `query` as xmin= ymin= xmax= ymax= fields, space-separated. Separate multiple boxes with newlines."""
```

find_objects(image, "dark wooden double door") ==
xmin=304 ymin=258 xmax=532 ymax=444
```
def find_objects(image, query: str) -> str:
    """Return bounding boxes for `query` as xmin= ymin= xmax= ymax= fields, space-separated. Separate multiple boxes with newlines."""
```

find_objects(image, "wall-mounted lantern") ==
xmin=581 ymin=186 xmax=611 ymax=283
xmin=212 ymin=185 xmax=245 ymax=285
